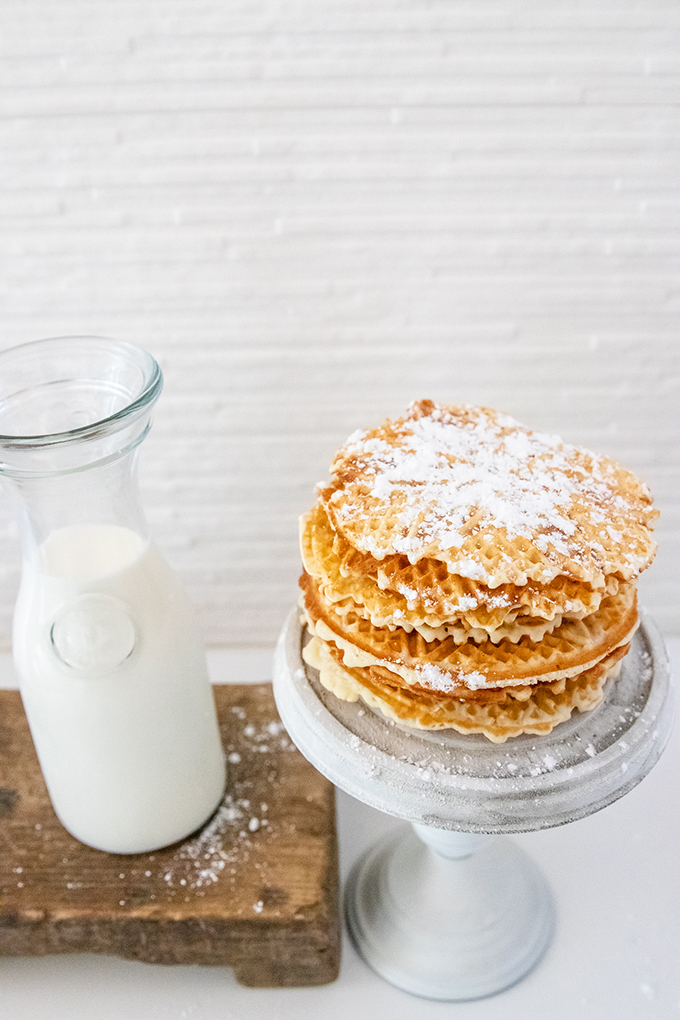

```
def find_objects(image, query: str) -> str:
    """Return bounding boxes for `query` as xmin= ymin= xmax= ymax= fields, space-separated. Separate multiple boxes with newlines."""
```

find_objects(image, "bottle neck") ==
xmin=4 ymin=448 xmax=148 ymax=563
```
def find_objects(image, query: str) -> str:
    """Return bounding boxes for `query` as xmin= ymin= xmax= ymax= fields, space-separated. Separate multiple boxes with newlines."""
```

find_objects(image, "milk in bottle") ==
xmin=0 ymin=337 xmax=226 ymax=853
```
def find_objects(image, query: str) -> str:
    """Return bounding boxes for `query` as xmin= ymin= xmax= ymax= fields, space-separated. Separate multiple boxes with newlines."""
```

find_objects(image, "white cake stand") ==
xmin=273 ymin=609 xmax=673 ymax=1001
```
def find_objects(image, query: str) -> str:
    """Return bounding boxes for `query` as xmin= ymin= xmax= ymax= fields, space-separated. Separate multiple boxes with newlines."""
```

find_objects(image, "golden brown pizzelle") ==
xmin=303 ymin=634 xmax=629 ymax=743
xmin=300 ymin=571 xmax=638 ymax=689
xmin=321 ymin=401 xmax=657 ymax=588
xmin=298 ymin=400 xmax=657 ymax=741
xmin=301 ymin=501 xmax=621 ymax=641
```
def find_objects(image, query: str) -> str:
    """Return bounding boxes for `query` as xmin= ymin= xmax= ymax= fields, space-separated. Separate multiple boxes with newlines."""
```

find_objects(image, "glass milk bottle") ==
xmin=0 ymin=336 xmax=226 ymax=854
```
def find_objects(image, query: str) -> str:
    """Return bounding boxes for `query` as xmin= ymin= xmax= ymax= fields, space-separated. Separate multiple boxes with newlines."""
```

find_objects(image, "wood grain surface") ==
xmin=0 ymin=685 xmax=340 ymax=987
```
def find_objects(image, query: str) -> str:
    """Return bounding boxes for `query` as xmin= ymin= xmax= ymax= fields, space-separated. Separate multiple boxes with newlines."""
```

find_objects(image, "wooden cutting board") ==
xmin=0 ymin=684 xmax=340 ymax=987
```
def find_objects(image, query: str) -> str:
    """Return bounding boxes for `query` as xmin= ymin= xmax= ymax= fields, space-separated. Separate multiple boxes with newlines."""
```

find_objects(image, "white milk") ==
xmin=13 ymin=524 xmax=226 ymax=854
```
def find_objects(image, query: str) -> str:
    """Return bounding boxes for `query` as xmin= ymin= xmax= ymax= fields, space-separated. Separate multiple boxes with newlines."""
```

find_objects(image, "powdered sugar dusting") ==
xmin=414 ymin=661 xmax=490 ymax=692
xmin=327 ymin=401 xmax=656 ymax=585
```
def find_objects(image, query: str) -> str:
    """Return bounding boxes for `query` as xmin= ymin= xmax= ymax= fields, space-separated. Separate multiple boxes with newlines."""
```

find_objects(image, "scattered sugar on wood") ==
xmin=160 ymin=712 xmax=294 ymax=893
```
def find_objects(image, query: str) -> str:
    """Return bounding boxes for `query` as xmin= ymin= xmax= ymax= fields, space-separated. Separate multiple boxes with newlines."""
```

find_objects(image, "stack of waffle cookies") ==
xmin=299 ymin=401 xmax=657 ymax=743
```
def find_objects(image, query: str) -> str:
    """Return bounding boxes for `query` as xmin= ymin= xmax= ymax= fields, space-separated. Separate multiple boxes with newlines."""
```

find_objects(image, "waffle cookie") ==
xmin=303 ymin=634 xmax=629 ymax=742
xmin=299 ymin=400 xmax=657 ymax=742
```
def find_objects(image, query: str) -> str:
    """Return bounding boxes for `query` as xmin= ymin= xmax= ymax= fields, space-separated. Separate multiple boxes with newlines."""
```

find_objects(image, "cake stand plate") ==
xmin=273 ymin=609 xmax=673 ymax=1000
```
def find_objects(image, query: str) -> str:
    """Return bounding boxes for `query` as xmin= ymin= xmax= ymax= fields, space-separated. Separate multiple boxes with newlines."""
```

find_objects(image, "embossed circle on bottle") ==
xmin=50 ymin=594 xmax=136 ymax=675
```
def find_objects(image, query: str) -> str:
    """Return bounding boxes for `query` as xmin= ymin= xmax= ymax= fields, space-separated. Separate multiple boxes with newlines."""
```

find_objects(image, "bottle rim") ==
xmin=0 ymin=336 xmax=163 ymax=449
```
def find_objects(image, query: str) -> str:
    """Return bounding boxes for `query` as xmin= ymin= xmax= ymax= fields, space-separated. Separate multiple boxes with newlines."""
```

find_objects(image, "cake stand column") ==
xmin=345 ymin=823 xmax=554 ymax=1001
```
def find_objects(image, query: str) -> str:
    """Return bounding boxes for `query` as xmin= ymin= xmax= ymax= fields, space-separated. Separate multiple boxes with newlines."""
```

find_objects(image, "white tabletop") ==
xmin=0 ymin=640 xmax=678 ymax=1020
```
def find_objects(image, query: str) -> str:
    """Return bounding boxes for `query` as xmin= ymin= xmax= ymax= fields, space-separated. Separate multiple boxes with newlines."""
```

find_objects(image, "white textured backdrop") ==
xmin=0 ymin=0 xmax=678 ymax=646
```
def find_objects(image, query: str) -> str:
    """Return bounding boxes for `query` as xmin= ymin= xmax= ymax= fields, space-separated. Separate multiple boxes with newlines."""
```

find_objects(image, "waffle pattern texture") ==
xmin=299 ymin=401 xmax=657 ymax=742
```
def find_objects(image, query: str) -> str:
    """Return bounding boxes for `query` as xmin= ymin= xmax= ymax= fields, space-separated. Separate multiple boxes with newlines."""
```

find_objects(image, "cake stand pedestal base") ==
xmin=346 ymin=825 xmax=553 ymax=1000
xmin=274 ymin=608 xmax=672 ymax=1001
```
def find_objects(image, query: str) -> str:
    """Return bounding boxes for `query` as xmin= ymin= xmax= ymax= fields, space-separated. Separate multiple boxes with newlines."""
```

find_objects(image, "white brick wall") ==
xmin=0 ymin=0 xmax=678 ymax=646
